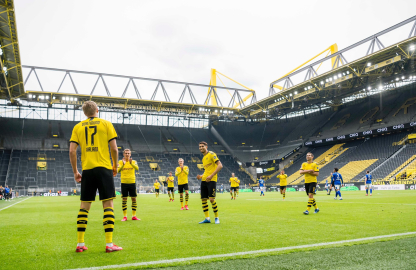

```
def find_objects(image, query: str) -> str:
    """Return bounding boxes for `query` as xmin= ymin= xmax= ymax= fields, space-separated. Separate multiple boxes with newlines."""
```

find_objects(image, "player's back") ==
xmin=366 ymin=174 xmax=372 ymax=183
xmin=332 ymin=172 xmax=342 ymax=184
xmin=70 ymin=117 xmax=117 ymax=171
xmin=259 ymin=179 xmax=264 ymax=187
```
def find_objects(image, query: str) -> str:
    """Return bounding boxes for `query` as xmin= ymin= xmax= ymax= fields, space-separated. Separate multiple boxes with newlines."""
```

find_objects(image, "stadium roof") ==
xmin=0 ymin=0 xmax=24 ymax=100
xmin=4 ymin=8 xmax=416 ymax=119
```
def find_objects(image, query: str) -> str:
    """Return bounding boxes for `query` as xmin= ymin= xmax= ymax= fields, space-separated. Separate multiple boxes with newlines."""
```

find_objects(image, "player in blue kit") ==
xmin=258 ymin=177 xmax=265 ymax=196
xmin=365 ymin=170 xmax=373 ymax=196
xmin=331 ymin=168 xmax=344 ymax=200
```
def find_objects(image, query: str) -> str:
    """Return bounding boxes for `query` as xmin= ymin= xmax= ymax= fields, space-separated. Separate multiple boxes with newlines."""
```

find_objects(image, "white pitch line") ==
xmin=0 ymin=197 xmax=31 ymax=212
xmin=68 ymin=231 xmax=416 ymax=270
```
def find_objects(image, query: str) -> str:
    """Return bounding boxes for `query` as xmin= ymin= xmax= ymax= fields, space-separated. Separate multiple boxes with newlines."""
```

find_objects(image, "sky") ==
xmin=15 ymin=0 xmax=416 ymax=103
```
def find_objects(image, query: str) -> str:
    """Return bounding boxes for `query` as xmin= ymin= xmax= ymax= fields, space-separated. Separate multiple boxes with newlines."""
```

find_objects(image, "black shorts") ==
xmin=167 ymin=187 xmax=174 ymax=192
xmin=178 ymin=184 xmax=189 ymax=193
xmin=201 ymin=181 xmax=217 ymax=199
xmin=280 ymin=186 xmax=287 ymax=191
xmin=155 ymin=189 xmax=160 ymax=193
xmin=304 ymin=182 xmax=316 ymax=195
xmin=121 ymin=183 xmax=137 ymax=197
xmin=81 ymin=167 xmax=116 ymax=202
xmin=231 ymin=187 xmax=237 ymax=192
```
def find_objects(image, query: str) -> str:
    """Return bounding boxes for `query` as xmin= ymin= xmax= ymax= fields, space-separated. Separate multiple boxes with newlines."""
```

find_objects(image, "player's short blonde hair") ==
xmin=123 ymin=149 xmax=131 ymax=153
xmin=178 ymin=158 xmax=184 ymax=162
xmin=82 ymin=101 xmax=98 ymax=117
xmin=307 ymin=152 xmax=314 ymax=157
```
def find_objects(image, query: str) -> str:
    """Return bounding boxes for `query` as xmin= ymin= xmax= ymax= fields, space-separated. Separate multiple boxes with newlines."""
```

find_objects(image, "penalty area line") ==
xmin=68 ymin=231 xmax=416 ymax=270
xmin=0 ymin=197 xmax=31 ymax=212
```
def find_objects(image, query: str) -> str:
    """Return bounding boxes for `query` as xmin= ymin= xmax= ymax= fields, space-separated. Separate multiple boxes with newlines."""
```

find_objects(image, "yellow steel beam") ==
xmin=272 ymin=44 xmax=338 ymax=89
xmin=206 ymin=68 xmax=217 ymax=106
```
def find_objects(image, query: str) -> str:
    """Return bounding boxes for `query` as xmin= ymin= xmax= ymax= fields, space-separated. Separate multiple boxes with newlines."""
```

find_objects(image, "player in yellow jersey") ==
xmin=229 ymin=173 xmax=239 ymax=200
xmin=167 ymin=172 xmax=175 ymax=202
xmin=175 ymin=158 xmax=190 ymax=210
xmin=69 ymin=101 xmax=122 ymax=253
xmin=154 ymin=179 xmax=160 ymax=198
xmin=276 ymin=170 xmax=288 ymax=200
xmin=235 ymin=175 xmax=240 ymax=197
xmin=118 ymin=149 xmax=140 ymax=222
xmin=300 ymin=152 xmax=320 ymax=215
xmin=197 ymin=141 xmax=223 ymax=224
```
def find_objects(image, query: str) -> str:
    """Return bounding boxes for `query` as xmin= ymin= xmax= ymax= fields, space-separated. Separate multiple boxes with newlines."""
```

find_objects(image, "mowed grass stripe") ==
xmin=67 ymin=232 xmax=416 ymax=270
xmin=1 ymin=191 xmax=415 ymax=270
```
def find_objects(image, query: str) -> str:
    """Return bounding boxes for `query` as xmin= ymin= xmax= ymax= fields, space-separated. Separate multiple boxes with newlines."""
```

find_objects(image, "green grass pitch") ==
xmin=1 ymin=190 xmax=416 ymax=270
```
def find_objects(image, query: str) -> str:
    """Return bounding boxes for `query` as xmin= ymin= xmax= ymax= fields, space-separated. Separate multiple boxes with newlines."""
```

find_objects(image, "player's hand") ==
xmin=196 ymin=175 xmax=202 ymax=180
xmin=122 ymin=159 xmax=126 ymax=165
xmin=74 ymin=171 xmax=82 ymax=183
xmin=112 ymin=165 xmax=117 ymax=176
xmin=206 ymin=175 xmax=213 ymax=182
xmin=180 ymin=165 xmax=184 ymax=169
xmin=129 ymin=157 xmax=133 ymax=164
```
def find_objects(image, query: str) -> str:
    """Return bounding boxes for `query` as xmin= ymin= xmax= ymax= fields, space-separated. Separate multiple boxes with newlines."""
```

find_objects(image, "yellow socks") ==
xmin=211 ymin=201 xmax=219 ymax=218
xmin=103 ymin=207 xmax=115 ymax=244
xmin=122 ymin=199 xmax=127 ymax=217
xmin=312 ymin=199 xmax=318 ymax=209
xmin=77 ymin=208 xmax=89 ymax=243
xmin=307 ymin=198 xmax=313 ymax=211
xmin=180 ymin=194 xmax=184 ymax=207
xmin=132 ymin=201 xmax=137 ymax=216
xmin=202 ymin=200 xmax=209 ymax=218
xmin=185 ymin=193 xmax=189 ymax=205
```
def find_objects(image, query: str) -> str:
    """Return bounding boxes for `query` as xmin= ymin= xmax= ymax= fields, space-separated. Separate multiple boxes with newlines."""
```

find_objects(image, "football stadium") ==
xmin=1 ymin=1 xmax=416 ymax=269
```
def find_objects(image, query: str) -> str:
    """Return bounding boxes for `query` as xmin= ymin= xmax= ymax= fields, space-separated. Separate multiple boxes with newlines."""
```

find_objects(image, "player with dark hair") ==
xmin=229 ymin=173 xmax=239 ymax=200
xmin=69 ymin=101 xmax=122 ymax=253
xmin=365 ymin=170 xmax=373 ymax=196
xmin=331 ymin=168 xmax=344 ymax=200
xmin=197 ymin=141 xmax=223 ymax=224
xmin=300 ymin=152 xmax=320 ymax=215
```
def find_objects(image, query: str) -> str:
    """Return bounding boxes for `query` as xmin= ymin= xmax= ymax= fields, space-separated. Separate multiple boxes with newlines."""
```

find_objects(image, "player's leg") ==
xmin=338 ymin=186 xmax=342 ymax=200
xmin=209 ymin=182 xmax=219 ymax=224
xmin=282 ymin=187 xmax=286 ymax=200
xmin=76 ymin=169 xmax=96 ymax=252
xmin=199 ymin=182 xmax=210 ymax=223
xmin=168 ymin=190 xmax=171 ymax=201
xmin=233 ymin=188 xmax=236 ymax=200
xmin=130 ymin=185 xmax=139 ymax=220
xmin=230 ymin=187 xmax=233 ymax=199
xmin=365 ymin=185 xmax=368 ymax=195
xmin=121 ymin=184 xmax=128 ymax=221
xmin=172 ymin=188 xmax=175 ymax=200
xmin=179 ymin=185 xmax=184 ymax=209
xmin=96 ymin=168 xmax=121 ymax=252
xmin=370 ymin=185 xmax=373 ymax=196
xmin=185 ymin=188 xmax=189 ymax=210
xmin=236 ymin=187 xmax=239 ymax=197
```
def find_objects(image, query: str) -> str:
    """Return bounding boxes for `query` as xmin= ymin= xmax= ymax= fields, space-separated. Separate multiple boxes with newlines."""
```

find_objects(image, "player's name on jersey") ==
xmin=82 ymin=121 xmax=100 ymax=126
xmin=86 ymin=147 xmax=99 ymax=152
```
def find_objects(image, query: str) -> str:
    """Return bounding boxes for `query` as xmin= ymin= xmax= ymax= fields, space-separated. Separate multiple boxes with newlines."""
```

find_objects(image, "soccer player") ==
xmin=325 ymin=179 xmax=330 ymax=195
xmin=167 ymin=172 xmax=175 ymax=202
xmin=229 ymin=173 xmax=239 ymax=200
xmin=236 ymin=176 xmax=240 ymax=197
xmin=331 ymin=168 xmax=344 ymax=200
xmin=197 ymin=141 xmax=223 ymax=224
xmin=175 ymin=158 xmax=189 ymax=210
xmin=69 ymin=101 xmax=122 ymax=253
xmin=258 ymin=177 xmax=265 ymax=196
xmin=300 ymin=152 xmax=320 ymax=215
xmin=154 ymin=179 xmax=160 ymax=198
xmin=4 ymin=185 xmax=10 ymax=201
xmin=365 ymin=170 xmax=373 ymax=196
xmin=276 ymin=170 xmax=287 ymax=200
xmin=117 ymin=149 xmax=140 ymax=221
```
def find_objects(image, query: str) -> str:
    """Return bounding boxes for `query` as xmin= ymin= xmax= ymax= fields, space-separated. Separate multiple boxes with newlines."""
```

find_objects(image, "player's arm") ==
xmin=206 ymin=160 xmax=223 ymax=181
xmin=109 ymin=139 xmax=119 ymax=176
xmin=183 ymin=166 xmax=189 ymax=175
xmin=69 ymin=142 xmax=81 ymax=183
xmin=340 ymin=174 xmax=344 ymax=186
xmin=175 ymin=168 xmax=180 ymax=176
xmin=131 ymin=160 xmax=139 ymax=170
xmin=117 ymin=160 xmax=124 ymax=173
